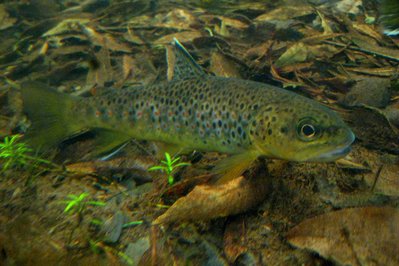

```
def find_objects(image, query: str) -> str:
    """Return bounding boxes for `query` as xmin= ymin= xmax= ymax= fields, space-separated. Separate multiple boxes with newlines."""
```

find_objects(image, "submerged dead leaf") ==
xmin=287 ymin=206 xmax=399 ymax=266
xmin=209 ymin=52 xmax=241 ymax=78
xmin=153 ymin=175 xmax=271 ymax=225
xmin=275 ymin=42 xmax=338 ymax=68
xmin=0 ymin=4 xmax=17 ymax=30
xmin=255 ymin=5 xmax=314 ymax=21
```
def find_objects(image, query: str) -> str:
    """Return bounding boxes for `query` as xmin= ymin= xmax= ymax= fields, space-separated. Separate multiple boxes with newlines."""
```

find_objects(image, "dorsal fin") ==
xmin=166 ymin=38 xmax=206 ymax=81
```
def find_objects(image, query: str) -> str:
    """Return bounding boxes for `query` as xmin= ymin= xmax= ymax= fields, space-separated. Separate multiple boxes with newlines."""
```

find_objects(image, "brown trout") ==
xmin=21 ymin=39 xmax=355 ymax=181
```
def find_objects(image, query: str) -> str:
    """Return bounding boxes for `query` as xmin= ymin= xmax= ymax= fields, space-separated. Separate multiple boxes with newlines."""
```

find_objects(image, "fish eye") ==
xmin=301 ymin=124 xmax=315 ymax=138
xmin=297 ymin=118 xmax=319 ymax=141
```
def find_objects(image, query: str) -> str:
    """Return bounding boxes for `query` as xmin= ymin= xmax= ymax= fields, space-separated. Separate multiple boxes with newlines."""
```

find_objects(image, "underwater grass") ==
xmin=148 ymin=152 xmax=190 ymax=185
xmin=0 ymin=134 xmax=57 ymax=173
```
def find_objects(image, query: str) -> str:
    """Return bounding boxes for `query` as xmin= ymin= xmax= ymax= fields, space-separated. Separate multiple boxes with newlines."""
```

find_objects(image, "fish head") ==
xmin=253 ymin=99 xmax=355 ymax=162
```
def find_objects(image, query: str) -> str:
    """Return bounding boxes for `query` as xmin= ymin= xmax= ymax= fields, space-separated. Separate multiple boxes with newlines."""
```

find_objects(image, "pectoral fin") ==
xmin=213 ymin=151 xmax=259 ymax=184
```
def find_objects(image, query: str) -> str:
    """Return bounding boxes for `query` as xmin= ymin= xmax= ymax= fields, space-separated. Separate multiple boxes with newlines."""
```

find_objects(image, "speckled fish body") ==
xmin=74 ymin=74 xmax=354 ymax=162
xmin=21 ymin=39 xmax=355 ymax=180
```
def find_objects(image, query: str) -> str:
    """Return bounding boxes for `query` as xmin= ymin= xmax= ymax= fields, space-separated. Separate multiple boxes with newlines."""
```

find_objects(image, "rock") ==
xmin=102 ymin=211 xmax=125 ymax=243
xmin=383 ymin=104 xmax=399 ymax=128
xmin=130 ymin=182 xmax=153 ymax=197
xmin=342 ymin=77 xmax=391 ymax=108
xmin=124 ymin=237 xmax=150 ymax=266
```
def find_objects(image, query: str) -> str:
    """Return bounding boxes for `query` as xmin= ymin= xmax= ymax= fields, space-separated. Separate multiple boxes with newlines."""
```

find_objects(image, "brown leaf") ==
xmin=154 ymin=31 xmax=202 ymax=45
xmin=223 ymin=217 xmax=248 ymax=263
xmin=0 ymin=4 xmax=17 ymax=30
xmin=275 ymin=42 xmax=338 ymax=68
xmin=209 ymin=52 xmax=241 ymax=78
xmin=287 ymin=207 xmax=399 ymax=266
xmin=153 ymin=175 xmax=271 ymax=225
xmin=255 ymin=5 xmax=314 ymax=21
xmin=364 ymin=164 xmax=399 ymax=197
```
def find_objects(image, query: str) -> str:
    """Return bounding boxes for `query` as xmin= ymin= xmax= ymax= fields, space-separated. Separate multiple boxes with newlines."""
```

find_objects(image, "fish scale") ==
xmin=21 ymin=39 xmax=355 ymax=181
xmin=81 ymin=76 xmax=300 ymax=155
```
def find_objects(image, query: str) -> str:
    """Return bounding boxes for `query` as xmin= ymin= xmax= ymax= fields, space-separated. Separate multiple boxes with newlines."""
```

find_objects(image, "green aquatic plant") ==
xmin=148 ymin=152 xmax=190 ymax=185
xmin=0 ymin=134 xmax=54 ymax=172
xmin=62 ymin=192 xmax=106 ymax=246
xmin=62 ymin=192 xmax=106 ymax=216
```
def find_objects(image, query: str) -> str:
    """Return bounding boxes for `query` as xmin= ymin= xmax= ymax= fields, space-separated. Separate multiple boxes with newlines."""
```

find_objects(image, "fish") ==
xmin=21 ymin=38 xmax=355 ymax=182
xmin=379 ymin=0 xmax=399 ymax=36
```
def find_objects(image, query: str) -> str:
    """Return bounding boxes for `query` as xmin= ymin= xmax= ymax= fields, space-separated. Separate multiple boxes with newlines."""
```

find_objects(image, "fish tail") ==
xmin=20 ymin=82 xmax=83 ymax=150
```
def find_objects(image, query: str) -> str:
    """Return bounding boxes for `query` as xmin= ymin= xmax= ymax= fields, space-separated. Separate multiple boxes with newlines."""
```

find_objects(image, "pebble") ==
xmin=342 ymin=77 xmax=391 ymax=108
xmin=124 ymin=237 xmax=150 ymax=266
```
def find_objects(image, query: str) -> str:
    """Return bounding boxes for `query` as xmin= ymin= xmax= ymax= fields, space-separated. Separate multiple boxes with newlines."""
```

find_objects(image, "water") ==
xmin=0 ymin=1 xmax=398 ymax=265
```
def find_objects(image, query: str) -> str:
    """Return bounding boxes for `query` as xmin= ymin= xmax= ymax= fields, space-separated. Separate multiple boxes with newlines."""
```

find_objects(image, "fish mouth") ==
xmin=308 ymin=130 xmax=355 ymax=162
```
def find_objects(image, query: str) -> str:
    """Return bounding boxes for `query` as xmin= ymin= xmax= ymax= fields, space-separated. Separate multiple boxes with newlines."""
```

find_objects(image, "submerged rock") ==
xmin=124 ymin=237 xmax=150 ymax=266
xmin=342 ymin=77 xmax=391 ymax=108
xmin=102 ymin=211 xmax=125 ymax=243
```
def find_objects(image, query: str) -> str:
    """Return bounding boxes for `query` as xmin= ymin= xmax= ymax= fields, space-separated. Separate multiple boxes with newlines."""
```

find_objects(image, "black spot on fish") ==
xmin=240 ymin=103 xmax=244 ymax=109
xmin=266 ymin=106 xmax=272 ymax=112
xmin=272 ymin=117 xmax=276 ymax=122
xmin=280 ymin=127 xmax=288 ymax=134
xmin=268 ymin=129 xmax=272 ymax=135
xmin=237 ymin=126 xmax=242 ymax=135
xmin=218 ymin=120 xmax=222 ymax=127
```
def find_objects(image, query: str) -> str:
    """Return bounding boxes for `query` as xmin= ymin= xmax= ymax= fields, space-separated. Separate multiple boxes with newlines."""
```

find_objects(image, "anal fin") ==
xmin=84 ymin=129 xmax=131 ymax=160
xmin=213 ymin=152 xmax=259 ymax=184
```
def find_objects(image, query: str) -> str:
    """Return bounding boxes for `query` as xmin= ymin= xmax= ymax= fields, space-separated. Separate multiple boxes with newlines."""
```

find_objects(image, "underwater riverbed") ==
xmin=0 ymin=0 xmax=399 ymax=265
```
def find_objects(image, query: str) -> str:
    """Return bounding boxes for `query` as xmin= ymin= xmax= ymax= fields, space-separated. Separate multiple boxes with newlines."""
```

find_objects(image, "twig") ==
xmin=323 ymin=40 xmax=399 ymax=62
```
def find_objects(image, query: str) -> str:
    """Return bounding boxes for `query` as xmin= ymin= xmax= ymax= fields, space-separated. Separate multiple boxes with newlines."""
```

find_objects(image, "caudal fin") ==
xmin=20 ymin=82 xmax=83 ymax=150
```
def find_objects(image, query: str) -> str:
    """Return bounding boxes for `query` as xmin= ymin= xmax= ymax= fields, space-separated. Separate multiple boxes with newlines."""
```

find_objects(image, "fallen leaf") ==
xmin=275 ymin=42 xmax=338 ymax=68
xmin=223 ymin=217 xmax=248 ymax=263
xmin=153 ymin=175 xmax=271 ymax=225
xmin=209 ymin=52 xmax=241 ymax=78
xmin=154 ymin=31 xmax=202 ymax=45
xmin=255 ymin=5 xmax=314 ymax=21
xmin=0 ymin=4 xmax=17 ymax=30
xmin=364 ymin=164 xmax=399 ymax=196
xmin=287 ymin=206 xmax=399 ymax=266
